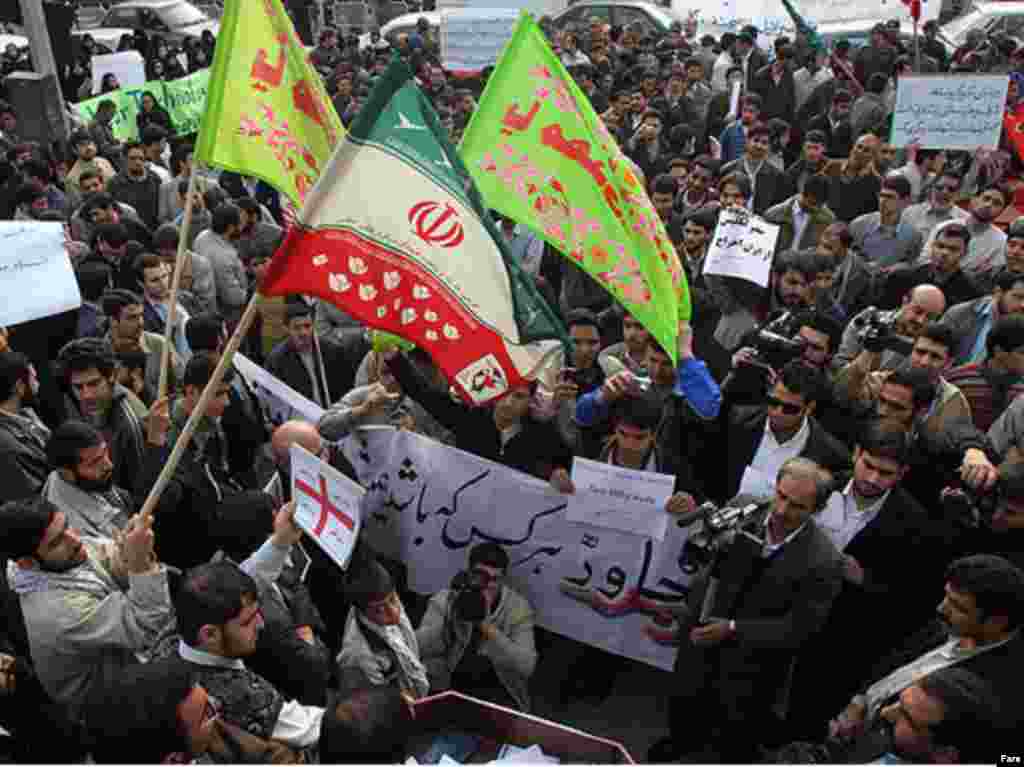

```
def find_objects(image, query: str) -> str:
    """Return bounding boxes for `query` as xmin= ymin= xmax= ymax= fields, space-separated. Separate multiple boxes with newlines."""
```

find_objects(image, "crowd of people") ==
xmin=0 ymin=5 xmax=1023 ymax=764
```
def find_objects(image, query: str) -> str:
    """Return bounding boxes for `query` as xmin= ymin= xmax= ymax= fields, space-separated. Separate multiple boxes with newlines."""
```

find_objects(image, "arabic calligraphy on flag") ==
xmin=458 ymin=13 xmax=689 ymax=363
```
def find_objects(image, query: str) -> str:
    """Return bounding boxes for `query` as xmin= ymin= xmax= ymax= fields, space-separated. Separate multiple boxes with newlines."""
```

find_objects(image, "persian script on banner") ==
xmin=290 ymin=443 xmax=363 ymax=570
xmin=702 ymin=207 xmax=779 ymax=288
xmin=261 ymin=58 xmax=569 ymax=406
xmin=195 ymin=0 xmax=343 ymax=206
xmin=458 ymin=13 xmax=689 ymax=364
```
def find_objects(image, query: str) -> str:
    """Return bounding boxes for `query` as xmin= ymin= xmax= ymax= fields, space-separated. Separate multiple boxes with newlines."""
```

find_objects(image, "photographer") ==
xmin=650 ymin=457 xmax=844 ymax=763
xmin=831 ymin=283 xmax=946 ymax=373
xmin=722 ymin=310 xmax=844 ymax=406
xmin=944 ymin=462 xmax=1024 ymax=570
xmin=946 ymin=315 xmax=1024 ymax=433
xmin=416 ymin=543 xmax=537 ymax=712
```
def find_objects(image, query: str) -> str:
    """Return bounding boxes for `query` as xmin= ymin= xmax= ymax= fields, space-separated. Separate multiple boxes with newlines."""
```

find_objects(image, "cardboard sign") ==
xmin=891 ymin=75 xmax=1009 ymax=151
xmin=0 ymin=223 xmax=82 ymax=327
xmin=290 ymin=443 xmax=364 ymax=571
xmin=702 ymin=207 xmax=779 ymax=287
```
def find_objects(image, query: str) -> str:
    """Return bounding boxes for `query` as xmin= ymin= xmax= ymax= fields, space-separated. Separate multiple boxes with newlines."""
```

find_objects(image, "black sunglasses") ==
xmin=766 ymin=395 xmax=803 ymax=415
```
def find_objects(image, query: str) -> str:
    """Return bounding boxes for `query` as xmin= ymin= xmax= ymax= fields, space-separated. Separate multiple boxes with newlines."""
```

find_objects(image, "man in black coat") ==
xmin=716 ymin=360 xmax=851 ymax=504
xmin=805 ymin=90 xmax=855 ymax=160
xmin=721 ymin=122 xmax=792 ymax=214
xmin=265 ymin=301 xmax=361 ymax=410
xmin=651 ymin=456 xmax=844 ymax=763
xmin=786 ymin=420 xmax=959 ymax=738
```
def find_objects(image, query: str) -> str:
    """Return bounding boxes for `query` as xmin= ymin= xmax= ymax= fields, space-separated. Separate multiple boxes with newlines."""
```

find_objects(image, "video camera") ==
xmin=751 ymin=312 xmax=806 ymax=369
xmin=676 ymin=500 xmax=766 ymax=574
xmin=450 ymin=570 xmax=489 ymax=623
xmin=852 ymin=309 xmax=915 ymax=357
xmin=941 ymin=484 xmax=1001 ymax=530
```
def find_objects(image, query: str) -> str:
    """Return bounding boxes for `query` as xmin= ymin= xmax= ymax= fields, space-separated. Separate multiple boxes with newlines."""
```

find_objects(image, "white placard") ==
xmin=566 ymin=457 xmax=675 ymax=542
xmin=91 ymin=51 xmax=147 ymax=95
xmin=233 ymin=352 xmax=325 ymax=427
xmin=290 ymin=443 xmax=364 ymax=571
xmin=340 ymin=427 xmax=696 ymax=671
xmin=0 ymin=223 xmax=82 ymax=327
xmin=891 ymin=75 xmax=1009 ymax=151
xmin=702 ymin=207 xmax=779 ymax=287
xmin=441 ymin=8 xmax=519 ymax=72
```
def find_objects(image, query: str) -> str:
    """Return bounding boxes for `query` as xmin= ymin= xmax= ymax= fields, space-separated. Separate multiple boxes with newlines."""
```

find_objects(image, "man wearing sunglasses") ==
xmin=720 ymin=360 xmax=850 ymax=504
xmin=417 ymin=543 xmax=537 ymax=712
xmin=900 ymin=170 xmax=969 ymax=248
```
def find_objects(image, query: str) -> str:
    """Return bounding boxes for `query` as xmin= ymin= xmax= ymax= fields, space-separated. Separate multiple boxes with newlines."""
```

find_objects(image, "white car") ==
xmin=358 ymin=10 xmax=440 ymax=51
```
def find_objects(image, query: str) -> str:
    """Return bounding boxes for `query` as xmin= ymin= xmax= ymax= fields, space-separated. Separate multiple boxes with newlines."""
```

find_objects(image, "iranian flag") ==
xmin=261 ymin=57 xmax=569 ymax=405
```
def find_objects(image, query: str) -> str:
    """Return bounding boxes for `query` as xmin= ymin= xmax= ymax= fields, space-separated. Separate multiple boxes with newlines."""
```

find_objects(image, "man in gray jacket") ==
xmin=0 ymin=351 xmax=50 ymax=504
xmin=416 ymin=543 xmax=538 ymax=712
xmin=0 ymin=494 xmax=173 ymax=721
xmin=194 ymin=203 xmax=248 ymax=325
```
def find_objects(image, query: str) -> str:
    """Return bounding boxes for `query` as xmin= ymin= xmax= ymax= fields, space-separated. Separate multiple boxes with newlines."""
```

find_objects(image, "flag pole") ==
xmin=139 ymin=290 xmax=262 ymax=519
xmin=156 ymin=166 xmax=201 ymax=400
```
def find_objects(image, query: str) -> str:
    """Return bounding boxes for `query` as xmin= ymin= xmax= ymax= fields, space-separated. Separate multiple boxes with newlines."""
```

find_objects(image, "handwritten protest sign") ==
xmin=340 ymin=427 xmax=695 ymax=670
xmin=891 ymin=75 xmax=1009 ymax=151
xmin=441 ymin=8 xmax=519 ymax=72
xmin=74 ymin=68 xmax=211 ymax=142
xmin=290 ymin=443 xmax=364 ymax=570
xmin=233 ymin=352 xmax=325 ymax=426
xmin=91 ymin=51 xmax=146 ymax=95
xmin=566 ymin=457 xmax=674 ymax=541
xmin=702 ymin=207 xmax=779 ymax=287
xmin=0 ymin=223 xmax=81 ymax=327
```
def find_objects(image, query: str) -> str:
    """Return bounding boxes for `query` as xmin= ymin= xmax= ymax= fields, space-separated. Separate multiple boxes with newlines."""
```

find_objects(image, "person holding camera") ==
xmin=945 ymin=315 xmax=1024 ymax=433
xmin=416 ymin=543 xmax=537 ymax=712
xmin=831 ymin=283 xmax=946 ymax=374
xmin=649 ymin=457 xmax=844 ymax=763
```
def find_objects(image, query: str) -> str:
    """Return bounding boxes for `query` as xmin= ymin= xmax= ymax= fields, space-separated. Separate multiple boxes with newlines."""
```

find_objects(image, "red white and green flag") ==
xmin=261 ymin=58 xmax=569 ymax=405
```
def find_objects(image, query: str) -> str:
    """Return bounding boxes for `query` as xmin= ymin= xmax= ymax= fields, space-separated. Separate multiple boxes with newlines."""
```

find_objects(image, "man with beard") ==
xmin=673 ymin=155 xmax=717 ymax=216
xmin=0 ymin=352 xmax=50 ymax=503
xmin=823 ymin=132 xmax=882 ymax=224
xmin=786 ymin=420 xmax=960 ymax=739
xmin=799 ymin=555 xmax=1024 ymax=760
xmin=649 ymin=174 xmax=679 ymax=228
xmin=900 ymin=170 xmax=970 ymax=246
xmin=945 ymin=316 xmax=1024 ymax=433
xmin=785 ymin=130 xmax=828 ymax=194
xmin=832 ymin=284 xmax=946 ymax=371
xmin=194 ymin=203 xmax=248 ymax=326
xmin=877 ymin=220 xmax=980 ymax=310
xmin=917 ymin=184 xmax=1009 ymax=291
xmin=56 ymin=338 xmax=148 ymax=490
xmin=102 ymin=289 xmax=184 ymax=400
xmin=107 ymin=141 xmax=163 ymax=230
xmin=722 ymin=121 xmax=791 ymax=214
xmin=850 ymin=173 xmax=921 ymax=268
xmin=0 ymin=487 xmax=173 ymax=719
xmin=942 ymin=270 xmax=1024 ymax=366
xmin=764 ymin=174 xmax=834 ymax=252
xmin=769 ymin=249 xmax=818 ymax=314
xmin=42 ymin=421 xmax=137 ymax=540
xmin=65 ymin=131 xmax=116 ymax=197
xmin=265 ymin=301 xmax=360 ymax=411
xmin=236 ymin=196 xmax=284 ymax=265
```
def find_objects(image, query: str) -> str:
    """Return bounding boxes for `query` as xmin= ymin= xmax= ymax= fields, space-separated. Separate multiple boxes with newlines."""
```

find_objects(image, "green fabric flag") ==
xmin=196 ymin=0 xmax=343 ymax=207
xmin=780 ymin=0 xmax=825 ymax=52
xmin=459 ymin=13 xmax=690 ymax=363
xmin=74 ymin=69 xmax=211 ymax=142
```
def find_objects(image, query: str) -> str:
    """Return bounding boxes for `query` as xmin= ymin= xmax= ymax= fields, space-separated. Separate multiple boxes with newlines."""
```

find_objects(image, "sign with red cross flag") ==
xmin=290 ymin=443 xmax=364 ymax=570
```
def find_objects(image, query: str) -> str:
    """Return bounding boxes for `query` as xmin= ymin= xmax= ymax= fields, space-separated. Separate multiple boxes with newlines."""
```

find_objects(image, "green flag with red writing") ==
xmin=458 ymin=13 xmax=689 ymax=362
xmin=195 ymin=0 xmax=343 ymax=206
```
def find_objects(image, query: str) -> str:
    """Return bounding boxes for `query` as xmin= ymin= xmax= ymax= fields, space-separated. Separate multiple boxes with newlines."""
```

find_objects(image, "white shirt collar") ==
xmin=178 ymin=639 xmax=246 ymax=670
xmin=762 ymin=413 xmax=810 ymax=449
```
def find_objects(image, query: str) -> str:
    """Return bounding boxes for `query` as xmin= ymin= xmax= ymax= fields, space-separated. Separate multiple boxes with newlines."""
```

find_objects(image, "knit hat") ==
xmin=346 ymin=557 xmax=394 ymax=610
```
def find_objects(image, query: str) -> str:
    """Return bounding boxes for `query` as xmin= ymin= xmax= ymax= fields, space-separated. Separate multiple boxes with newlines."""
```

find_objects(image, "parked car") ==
xmin=939 ymin=0 xmax=1024 ymax=56
xmin=552 ymin=0 xmax=677 ymax=37
xmin=93 ymin=0 xmax=219 ymax=47
xmin=358 ymin=10 xmax=439 ymax=50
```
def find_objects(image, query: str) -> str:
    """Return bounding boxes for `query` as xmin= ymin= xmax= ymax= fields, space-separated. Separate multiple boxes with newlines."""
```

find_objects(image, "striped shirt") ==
xmin=944 ymin=362 xmax=1024 ymax=433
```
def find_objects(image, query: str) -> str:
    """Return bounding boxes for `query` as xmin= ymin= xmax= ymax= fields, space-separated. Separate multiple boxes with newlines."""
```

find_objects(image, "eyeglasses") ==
xmin=765 ymin=395 xmax=803 ymax=415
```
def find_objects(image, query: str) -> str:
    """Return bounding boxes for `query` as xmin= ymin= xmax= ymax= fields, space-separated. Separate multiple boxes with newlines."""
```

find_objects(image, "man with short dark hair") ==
xmin=764 ymin=174 xmax=834 ymax=252
xmin=719 ymin=93 xmax=761 ymax=165
xmin=877 ymin=220 xmax=980 ymax=310
xmin=194 ymin=203 xmax=247 ymax=324
xmin=900 ymin=170 xmax=970 ymax=245
xmin=0 ymin=352 xmax=49 ymax=502
xmin=917 ymin=184 xmax=1008 ymax=290
xmin=850 ymin=173 xmax=922 ymax=267
xmin=56 ymin=338 xmax=148 ymax=489
xmin=946 ymin=315 xmax=1024 ymax=431
xmin=787 ymin=420 xmax=960 ymax=737
xmin=722 ymin=121 xmax=792 ymax=214
xmin=0 ymin=490 xmax=172 ymax=720
xmin=102 ymin=288 xmax=183 ymax=401
xmin=942 ymin=269 xmax=1024 ymax=366
xmin=107 ymin=141 xmax=162 ymax=229
xmin=806 ymin=90 xmax=854 ymax=159
xmin=785 ymin=129 xmax=828 ymax=193
xmin=42 ymin=420 xmax=134 ymax=539
xmin=417 ymin=543 xmax=537 ymax=711
xmin=137 ymin=252 xmax=191 ymax=360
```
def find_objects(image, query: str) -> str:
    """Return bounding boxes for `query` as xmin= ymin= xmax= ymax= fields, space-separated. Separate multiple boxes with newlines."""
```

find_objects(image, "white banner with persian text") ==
xmin=339 ymin=427 xmax=697 ymax=671
xmin=891 ymin=75 xmax=1009 ymax=151
xmin=0 ymin=222 xmax=82 ymax=327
